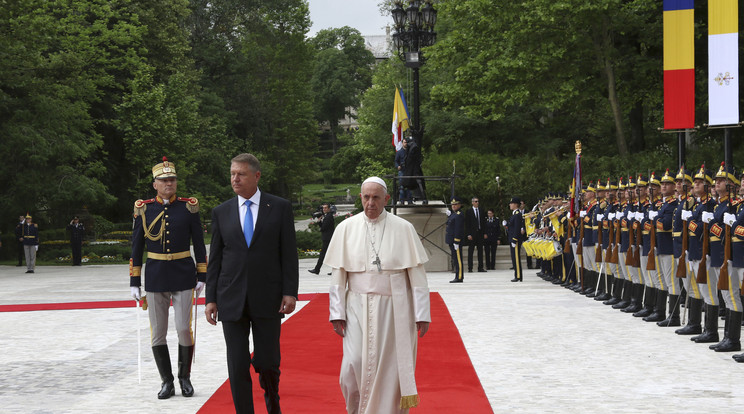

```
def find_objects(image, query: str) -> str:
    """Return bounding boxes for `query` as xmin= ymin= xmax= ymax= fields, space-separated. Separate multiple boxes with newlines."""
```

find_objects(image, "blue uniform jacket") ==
xmin=687 ymin=197 xmax=715 ymax=261
xmin=446 ymin=210 xmax=465 ymax=245
xmin=130 ymin=196 xmax=207 ymax=292
xmin=654 ymin=196 xmax=677 ymax=256
xmin=709 ymin=197 xmax=728 ymax=268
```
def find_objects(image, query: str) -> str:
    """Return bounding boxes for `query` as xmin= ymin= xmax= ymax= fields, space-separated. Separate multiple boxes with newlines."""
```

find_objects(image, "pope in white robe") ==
xmin=326 ymin=177 xmax=431 ymax=414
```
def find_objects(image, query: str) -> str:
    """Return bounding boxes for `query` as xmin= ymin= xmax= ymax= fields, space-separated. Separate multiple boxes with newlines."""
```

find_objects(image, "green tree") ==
xmin=309 ymin=27 xmax=375 ymax=155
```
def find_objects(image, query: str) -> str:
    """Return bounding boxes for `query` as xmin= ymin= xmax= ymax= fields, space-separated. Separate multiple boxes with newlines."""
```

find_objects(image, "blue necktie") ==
xmin=244 ymin=200 xmax=254 ymax=246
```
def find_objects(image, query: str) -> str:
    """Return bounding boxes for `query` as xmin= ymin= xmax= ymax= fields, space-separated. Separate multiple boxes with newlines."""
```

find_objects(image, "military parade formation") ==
xmin=520 ymin=160 xmax=744 ymax=363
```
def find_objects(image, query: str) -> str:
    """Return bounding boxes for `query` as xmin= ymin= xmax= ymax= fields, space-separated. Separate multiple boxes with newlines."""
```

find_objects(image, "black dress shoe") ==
xmin=478 ymin=269 xmax=487 ymax=272
xmin=308 ymin=269 xmax=320 ymax=274
xmin=511 ymin=278 xmax=522 ymax=282
xmin=25 ymin=270 xmax=34 ymax=273
xmin=449 ymin=278 xmax=463 ymax=283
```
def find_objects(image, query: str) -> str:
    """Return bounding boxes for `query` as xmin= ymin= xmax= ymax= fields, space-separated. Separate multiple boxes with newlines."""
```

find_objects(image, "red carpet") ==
xmin=198 ymin=293 xmax=493 ymax=413
xmin=0 ymin=294 xmax=317 ymax=312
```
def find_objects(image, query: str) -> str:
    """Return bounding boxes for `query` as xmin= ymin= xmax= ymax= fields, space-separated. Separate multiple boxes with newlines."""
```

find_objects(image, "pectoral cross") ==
xmin=372 ymin=256 xmax=382 ymax=272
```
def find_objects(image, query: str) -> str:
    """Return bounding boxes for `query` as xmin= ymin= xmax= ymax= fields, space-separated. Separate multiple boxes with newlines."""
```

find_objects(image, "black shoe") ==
xmin=478 ymin=269 xmax=487 ymax=273
xmin=643 ymin=311 xmax=665 ymax=322
xmin=656 ymin=316 xmax=681 ymax=327
xmin=449 ymin=278 xmax=463 ymax=283
xmin=510 ymin=278 xmax=522 ymax=282
xmin=692 ymin=331 xmax=720 ymax=343
xmin=25 ymin=270 xmax=33 ymax=273
xmin=712 ymin=338 xmax=741 ymax=352
xmin=733 ymin=353 xmax=744 ymax=362
xmin=327 ymin=272 xmax=332 ymax=275
xmin=308 ymin=269 xmax=320 ymax=274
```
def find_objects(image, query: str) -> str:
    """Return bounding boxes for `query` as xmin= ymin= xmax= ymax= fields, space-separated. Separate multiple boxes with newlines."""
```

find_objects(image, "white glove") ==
xmin=131 ymin=287 xmax=141 ymax=301
xmin=608 ymin=213 xmax=616 ymax=220
xmin=702 ymin=212 xmax=714 ymax=224
xmin=453 ymin=243 xmax=459 ymax=250
xmin=724 ymin=213 xmax=736 ymax=227
xmin=648 ymin=211 xmax=658 ymax=220
xmin=511 ymin=243 xmax=516 ymax=248
xmin=635 ymin=212 xmax=644 ymax=221
xmin=35 ymin=245 xmax=38 ymax=251
xmin=596 ymin=213 xmax=604 ymax=221
xmin=579 ymin=211 xmax=586 ymax=218
xmin=195 ymin=281 xmax=205 ymax=298
xmin=681 ymin=210 xmax=693 ymax=221
xmin=502 ymin=220 xmax=507 ymax=226
xmin=446 ymin=209 xmax=452 ymax=217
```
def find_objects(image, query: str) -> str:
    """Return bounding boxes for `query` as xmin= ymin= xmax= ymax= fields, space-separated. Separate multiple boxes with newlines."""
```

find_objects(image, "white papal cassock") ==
xmin=325 ymin=209 xmax=430 ymax=414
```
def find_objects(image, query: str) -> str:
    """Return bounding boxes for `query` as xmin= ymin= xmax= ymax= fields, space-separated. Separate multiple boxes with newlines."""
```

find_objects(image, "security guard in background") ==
xmin=507 ymin=197 xmax=525 ymax=282
xmin=447 ymin=196 xmax=465 ymax=283
xmin=130 ymin=157 xmax=207 ymax=399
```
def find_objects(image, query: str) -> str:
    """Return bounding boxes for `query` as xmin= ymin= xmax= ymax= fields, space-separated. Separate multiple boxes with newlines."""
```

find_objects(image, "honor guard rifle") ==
xmin=717 ymin=179 xmax=733 ymax=290
xmin=646 ymin=173 xmax=657 ymax=271
xmin=697 ymin=179 xmax=712 ymax=284
xmin=676 ymin=176 xmax=690 ymax=278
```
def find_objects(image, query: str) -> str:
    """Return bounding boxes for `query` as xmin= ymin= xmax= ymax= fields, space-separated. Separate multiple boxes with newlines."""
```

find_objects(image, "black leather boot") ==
xmin=595 ymin=274 xmax=614 ymax=301
xmin=604 ymin=278 xmax=624 ymax=305
xmin=622 ymin=283 xmax=644 ymax=313
xmin=613 ymin=280 xmax=633 ymax=309
xmin=713 ymin=310 xmax=742 ymax=352
xmin=634 ymin=287 xmax=656 ymax=318
xmin=643 ymin=289 xmax=667 ymax=322
xmin=152 ymin=345 xmax=175 ymax=399
xmin=657 ymin=294 xmax=681 ymax=327
xmin=693 ymin=304 xmax=720 ymax=343
xmin=178 ymin=345 xmax=195 ymax=397
xmin=258 ymin=369 xmax=282 ymax=414
xmin=676 ymin=297 xmax=703 ymax=335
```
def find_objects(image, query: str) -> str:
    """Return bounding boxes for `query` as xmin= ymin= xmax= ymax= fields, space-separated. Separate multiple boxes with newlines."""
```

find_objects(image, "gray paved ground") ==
xmin=2 ymin=258 xmax=744 ymax=413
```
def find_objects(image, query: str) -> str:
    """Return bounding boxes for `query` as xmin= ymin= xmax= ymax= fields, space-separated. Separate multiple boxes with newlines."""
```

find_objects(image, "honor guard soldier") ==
xmin=729 ymin=171 xmax=744 ymax=362
xmin=647 ymin=169 xmax=679 ymax=325
xmin=21 ymin=214 xmax=39 ymax=273
xmin=447 ymin=197 xmax=465 ymax=283
xmin=709 ymin=163 xmax=741 ymax=352
xmin=633 ymin=174 xmax=658 ymax=318
xmin=130 ymin=157 xmax=208 ymax=399
xmin=605 ymin=178 xmax=628 ymax=306
xmin=623 ymin=176 xmax=646 ymax=313
xmin=615 ymin=177 xmax=640 ymax=310
xmin=590 ymin=180 xmax=609 ymax=299
xmin=683 ymin=166 xmax=717 ymax=339
xmin=596 ymin=179 xmax=617 ymax=302
xmin=671 ymin=167 xmax=697 ymax=329
xmin=580 ymin=182 xmax=598 ymax=295
xmin=507 ymin=197 xmax=525 ymax=282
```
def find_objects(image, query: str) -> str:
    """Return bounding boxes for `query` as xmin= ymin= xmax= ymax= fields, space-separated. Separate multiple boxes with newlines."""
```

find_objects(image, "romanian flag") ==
xmin=391 ymin=87 xmax=410 ymax=151
xmin=663 ymin=0 xmax=695 ymax=129
xmin=708 ymin=0 xmax=739 ymax=126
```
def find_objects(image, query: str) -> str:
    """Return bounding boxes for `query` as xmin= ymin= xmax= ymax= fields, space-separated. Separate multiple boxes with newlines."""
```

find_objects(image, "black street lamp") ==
xmin=391 ymin=1 xmax=437 ymax=150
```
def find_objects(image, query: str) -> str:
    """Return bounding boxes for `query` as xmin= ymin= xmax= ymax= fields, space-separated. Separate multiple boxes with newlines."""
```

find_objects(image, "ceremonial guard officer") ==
xmin=447 ymin=197 xmax=465 ymax=283
xmin=568 ymin=187 xmax=585 ymax=292
xmin=67 ymin=216 xmax=85 ymax=266
xmin=684 ymin=166 xmax=717 ymax=339
xmin=672 ymin=167 xmax=698 ymax=331
xmin=21 ymin=214 xmax=39 ymax=273
xmin=729 ymin=171 xmax=744 ymax=362
xmin=648 ymin=169 xmax=679 ymax=325
xmin=590 ymin=180 xmax=609 ymax=299
xmin=507 ymin=197 xmax=524 ymax=282
xmin=580 ymin=182 xmax=598 ymax=295
xmin=605 ymin=178 xmax=627 ymax=306
xmin=624 ymin=176 xmax=646 ymax=313
xmin=633 ymin=174 xmax=658 ymax=318
xmin=130 ymin=157 xmax=207 ymax=399
xmin=596 ymin=179 xmax=617 ymax=302
xmin=615 ymin=177 xmax=640 ymax=310
xmin=710 ymin=164 xmax=741 ymax=352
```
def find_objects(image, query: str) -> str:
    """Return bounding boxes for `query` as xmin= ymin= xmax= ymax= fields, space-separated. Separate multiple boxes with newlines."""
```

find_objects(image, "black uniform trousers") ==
xmin=17 ymin=241 xmax=24 ymax=266
xmin=450 ymin=244 xmax=463 ymax=281
xmin=510 ymin=241 xmax=523 ymax=280
xmin=313 ymin=239 xmax=330 ymax=273
xmin=484 ymin=242 xmax=497 ymax=270
xmin=71 ymin=240 xmax=82 ymax=265
xmin=468 ymin=240 xmax=484 ymax=271
xmin=222 ymin=307 xmax=282 ymax=414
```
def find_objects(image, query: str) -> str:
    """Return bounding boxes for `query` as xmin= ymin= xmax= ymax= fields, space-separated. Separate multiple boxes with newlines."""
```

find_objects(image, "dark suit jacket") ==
xmin=206 ymin=192 xmax=299 ymax=321
xmin=465 ymin=207 xmax=487 ymax=240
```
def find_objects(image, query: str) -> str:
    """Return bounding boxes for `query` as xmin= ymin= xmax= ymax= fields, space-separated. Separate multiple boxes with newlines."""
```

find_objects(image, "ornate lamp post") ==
xmin=391 ymin=1 xmax=437 ymax=149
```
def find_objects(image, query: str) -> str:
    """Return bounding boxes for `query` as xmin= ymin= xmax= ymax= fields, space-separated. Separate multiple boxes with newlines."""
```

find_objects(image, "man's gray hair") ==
xmin=232 ymin=153 xmax=261 ymax=172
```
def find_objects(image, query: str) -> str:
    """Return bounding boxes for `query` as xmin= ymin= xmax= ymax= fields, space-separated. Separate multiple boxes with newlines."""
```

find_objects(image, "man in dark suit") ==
xmin=205 ymin=153 xmax=299 ymax=414
xmin=465 ymin=197 xmax=488 ymax=272
xmin=309 ymin=203 xmax=335 ymax=274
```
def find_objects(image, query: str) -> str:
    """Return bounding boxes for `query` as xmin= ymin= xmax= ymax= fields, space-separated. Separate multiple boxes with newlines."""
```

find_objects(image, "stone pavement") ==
xmin=2 ymin=261 xmax=744 ymax=413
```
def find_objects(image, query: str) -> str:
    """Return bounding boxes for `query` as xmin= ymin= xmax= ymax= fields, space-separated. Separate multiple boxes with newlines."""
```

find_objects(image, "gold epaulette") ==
xmin=179 ymin=197 xmax=200 ymax=213
xmin=133 ymin=198 xmax=155 ymax=217
xmin=599 ymin=201 xmax=607 ymax=209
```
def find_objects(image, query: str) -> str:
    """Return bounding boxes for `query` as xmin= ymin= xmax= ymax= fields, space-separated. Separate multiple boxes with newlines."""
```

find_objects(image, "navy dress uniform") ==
xmin=447 ymin=197 xmax=465 ymax=283
xmin=648 ymin=169 xmax=679 ymax=325
xmin=508 ymin=197 xmax=525 ymax=282
xmin=130 ymin=158 xmax=207 ymax=399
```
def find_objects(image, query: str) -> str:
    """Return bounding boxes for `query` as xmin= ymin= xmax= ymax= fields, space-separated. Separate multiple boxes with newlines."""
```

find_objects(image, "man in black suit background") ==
xmin=465 ymin=197 xmax=488 ymax=272
xmin=309 ymin=203 xmax=335 ymax=275
xmin=205 ymin=153 xmax=299 ymax=414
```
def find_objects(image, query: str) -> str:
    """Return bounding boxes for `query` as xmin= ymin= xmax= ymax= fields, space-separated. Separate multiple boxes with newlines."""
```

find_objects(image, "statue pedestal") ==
xmin=394 ymin=203 xmax=450 ymax=272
